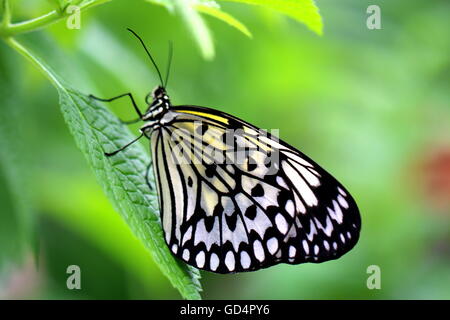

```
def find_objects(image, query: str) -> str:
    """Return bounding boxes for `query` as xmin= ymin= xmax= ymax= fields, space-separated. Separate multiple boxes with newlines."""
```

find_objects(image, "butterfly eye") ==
xmin=145 ymin=92 xmax=153 ymax=105
xmin=153 ymin=86 xmax=166 ymax=97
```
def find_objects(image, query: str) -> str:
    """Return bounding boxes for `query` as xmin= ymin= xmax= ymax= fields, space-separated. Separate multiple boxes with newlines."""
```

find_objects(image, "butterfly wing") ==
xmin=151 ymin=106 xmax=361 ymax=273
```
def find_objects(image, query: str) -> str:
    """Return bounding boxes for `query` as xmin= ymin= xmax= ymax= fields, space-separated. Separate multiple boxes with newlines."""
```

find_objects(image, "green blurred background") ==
xmin=0 ymin=0 xmax=449 ymax=299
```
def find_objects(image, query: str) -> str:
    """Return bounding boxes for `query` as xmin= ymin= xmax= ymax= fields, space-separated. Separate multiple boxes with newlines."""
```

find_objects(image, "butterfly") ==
xmin=90 ymin=29 xmax=361 ymax=274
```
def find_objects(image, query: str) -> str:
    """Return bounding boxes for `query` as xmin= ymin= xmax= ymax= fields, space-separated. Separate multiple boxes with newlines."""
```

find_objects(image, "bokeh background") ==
xmin=0 ymin=0 xmax=449 ymax=299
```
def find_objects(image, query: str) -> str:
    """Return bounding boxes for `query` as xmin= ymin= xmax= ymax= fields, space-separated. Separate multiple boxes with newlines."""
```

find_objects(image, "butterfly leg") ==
xmin=89 ymin=92 xmax=143 ymax=124
xmin=145 ymin=159 xmax=154 ymax=191
xmin=104 ymin=132 xmax=144 ymax=157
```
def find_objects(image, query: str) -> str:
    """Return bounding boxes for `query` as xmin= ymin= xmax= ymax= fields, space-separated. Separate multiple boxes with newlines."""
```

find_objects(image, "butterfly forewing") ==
xmin=150 ymin=106 xmax=361 ymax=273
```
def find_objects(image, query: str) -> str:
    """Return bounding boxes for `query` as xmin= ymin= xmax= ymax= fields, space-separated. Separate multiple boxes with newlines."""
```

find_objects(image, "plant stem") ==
xmin=1 ymin=0 xmax=11 ymax=28
xmin=4 ymin=37 xmax=62 ymax=89
xmin=0 ymin=0 xmax=110 ymax=38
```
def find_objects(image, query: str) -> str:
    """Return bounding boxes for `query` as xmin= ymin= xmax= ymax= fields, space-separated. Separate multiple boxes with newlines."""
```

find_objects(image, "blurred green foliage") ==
xmin=0 ymin=0 xmax=449 ymax=299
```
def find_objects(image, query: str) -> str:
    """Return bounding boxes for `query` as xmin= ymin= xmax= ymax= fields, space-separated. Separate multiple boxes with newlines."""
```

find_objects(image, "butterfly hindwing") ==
xmin=151 ymin=106 xmax=361 ymax=273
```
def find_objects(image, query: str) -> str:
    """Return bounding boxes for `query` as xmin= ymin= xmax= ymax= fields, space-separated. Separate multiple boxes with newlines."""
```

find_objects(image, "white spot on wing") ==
xmin=285 ymin=200 xmax=295 ymax=217
xmin=302 ymin=240 xmax=309 ymax=254
xmin=267 ymin=237 xmax=279 ymax=255
xmin=210 ymin=253 xmax=219 ymax=271
xmin=240 ymin=251 xmax=251 ymax=269
xmin=275 ymin=214 xmax=289 ymax=234
xmin=337 ymin=195 xmax=349 ymax=209
xmin=182 ymin=249 xmax=190 ymax=261
xmin=225 ymin=251 xmax=235 ymax=271
xmin=289 ymin=246 xmax=296 ymax=258
xmin=276 ymin=176 xmax=289 ymax=189
xmin=338 ymin=187 xmax=346 ymax=196
xmin=253 ymin=240 xmax=265 ymax=262
xmin=195 ymin=251 xmax=205 ymax=268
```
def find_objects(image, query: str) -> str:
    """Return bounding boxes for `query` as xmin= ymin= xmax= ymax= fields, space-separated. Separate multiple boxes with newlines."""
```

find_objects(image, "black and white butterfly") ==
xmin=91 ymin=29 xmax=361 ymax=274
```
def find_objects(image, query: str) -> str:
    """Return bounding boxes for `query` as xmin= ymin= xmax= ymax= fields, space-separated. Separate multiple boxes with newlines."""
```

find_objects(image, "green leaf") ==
xmin=219 ymin=0 xmax=323 ymax=35
xmin=146 ymin=0 xmax=215 ymax=59
xmin=58 ymin=88 xmax=202 ymax=299
xmin=5 ymin=38 xmax=202 ymax=299
xmin=195 ymin=3 xmax=252 ymax=38
xmin=49 ymin=0 xmax=70 ymax=11
xmin=173 ymin=0 xmax=215 ymax=59
xmin=147 ymin=0 xmax=251 ymax=39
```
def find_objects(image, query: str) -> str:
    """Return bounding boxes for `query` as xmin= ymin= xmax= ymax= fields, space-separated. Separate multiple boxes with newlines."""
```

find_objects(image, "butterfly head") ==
xmin=145 ymin=85 xmax=170 ymax=107
xmin=142 ymin=86 xmax=171 ymax=121
xmin=152 ymin=86 xmax=168 ymax=101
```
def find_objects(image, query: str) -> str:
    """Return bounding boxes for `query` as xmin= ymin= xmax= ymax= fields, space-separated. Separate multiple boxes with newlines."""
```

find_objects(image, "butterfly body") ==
xmin=138 ymin=88 xmax=361 ymax=274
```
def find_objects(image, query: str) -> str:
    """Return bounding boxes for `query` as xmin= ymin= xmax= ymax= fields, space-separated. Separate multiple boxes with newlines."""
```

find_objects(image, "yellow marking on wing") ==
xmin=201 ymin=182 xmax=219 ymax=216
xmin=202 ymin=127 xmax=227 ymax=151
xmin=245 ymin=135 xmax=273 ymax=153
xmin=177 ymin=110 xmax=229 ymax=124
xmin=174 ymin=121 xmax=228 ymax=151
xmin=243 ymin=126 xmax=258 ymax=136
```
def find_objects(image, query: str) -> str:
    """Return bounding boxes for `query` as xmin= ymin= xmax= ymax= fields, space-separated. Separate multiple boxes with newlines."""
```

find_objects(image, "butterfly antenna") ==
xmin=164 ymin=41 xmax=173 ymax=88
xmin=127 ymin=28 xmax=164 ymax=87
